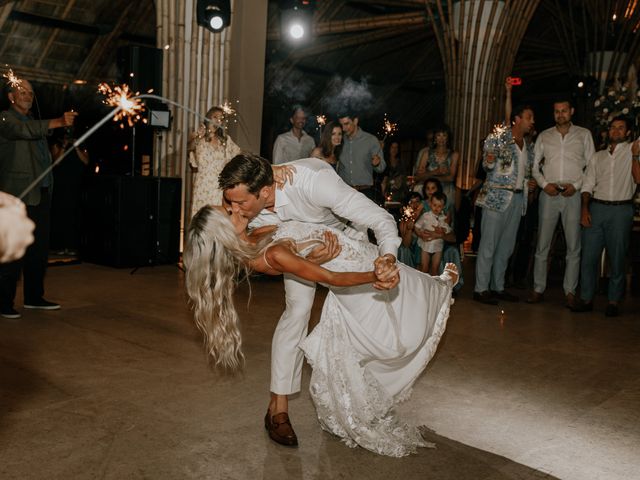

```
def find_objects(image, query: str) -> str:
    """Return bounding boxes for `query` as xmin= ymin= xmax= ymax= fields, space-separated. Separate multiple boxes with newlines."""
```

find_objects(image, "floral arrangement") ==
xmin=593 ymin=81 xmax=640 ymax=129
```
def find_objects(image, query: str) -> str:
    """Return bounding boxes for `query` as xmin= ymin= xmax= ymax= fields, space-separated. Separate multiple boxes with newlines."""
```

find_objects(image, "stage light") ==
xmin=280 ymin=0 xmax=315 ymax=44
xmin=577 ymin=81 xmax=585 ymax=88
xmin=197 ymin=0 xmax=231 ymax=33
xmin=289 ymin=23 xmax=305 ymax=39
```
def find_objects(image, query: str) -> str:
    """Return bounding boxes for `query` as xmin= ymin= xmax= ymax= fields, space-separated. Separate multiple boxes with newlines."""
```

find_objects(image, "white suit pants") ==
xmin=270 ymin=273 xmax=316 ymax=395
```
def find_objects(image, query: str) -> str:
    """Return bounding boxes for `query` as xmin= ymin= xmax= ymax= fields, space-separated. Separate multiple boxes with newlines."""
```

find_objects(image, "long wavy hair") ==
xmin=319 ymin=121 xmax=343 ymax=159
xmin=183 ymin=206 xmax=265 ymax=371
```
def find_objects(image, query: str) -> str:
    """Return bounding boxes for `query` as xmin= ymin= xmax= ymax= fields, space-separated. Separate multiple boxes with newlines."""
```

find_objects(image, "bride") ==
xmin=184 ymin=205 xmax=457 ymax=457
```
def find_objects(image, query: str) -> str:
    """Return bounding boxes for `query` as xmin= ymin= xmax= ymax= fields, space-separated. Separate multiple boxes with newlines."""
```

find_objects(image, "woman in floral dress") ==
xmin=189 ymin=106 xmax=241 ymax=217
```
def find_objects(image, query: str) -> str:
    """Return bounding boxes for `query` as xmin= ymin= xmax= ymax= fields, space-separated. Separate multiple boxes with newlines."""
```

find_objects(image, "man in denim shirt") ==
xmin=337 ymin=113 xmax=385 ymax=202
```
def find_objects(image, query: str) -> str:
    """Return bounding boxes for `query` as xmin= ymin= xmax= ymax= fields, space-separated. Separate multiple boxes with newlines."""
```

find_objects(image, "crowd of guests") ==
xmin=256 ymin=90 xmax=640 ymax=316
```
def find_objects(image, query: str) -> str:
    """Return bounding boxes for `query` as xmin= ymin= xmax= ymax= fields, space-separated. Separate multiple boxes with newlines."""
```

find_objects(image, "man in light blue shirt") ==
xmin=337 ymin=113 xmax=385 ymax=201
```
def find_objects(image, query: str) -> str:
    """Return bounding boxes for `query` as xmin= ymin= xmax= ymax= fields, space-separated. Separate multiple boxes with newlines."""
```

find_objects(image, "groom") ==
xmin=219 ymin=153 xmax=400 ymax=447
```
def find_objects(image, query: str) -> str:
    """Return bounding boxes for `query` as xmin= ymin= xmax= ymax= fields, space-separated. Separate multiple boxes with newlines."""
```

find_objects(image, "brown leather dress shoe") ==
xmin=526 ymin=291 xmax=543 ymax=304
xmin=565 ymin=292 xmax=576 ymax=309
xmin=265 ymin=411 xmax=298 ymax=447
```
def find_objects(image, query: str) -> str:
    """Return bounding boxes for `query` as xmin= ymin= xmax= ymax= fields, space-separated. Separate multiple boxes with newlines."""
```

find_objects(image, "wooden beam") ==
xmin=268 ymin=11 xmax=427 ymax=40
xmin=290 ymin=26 xmax=421 ymax=58
xmin=75 ymin=2 xmax=137 ymax=81
xmin=0 ymin=1 xmax=14 ymax=30
xmin=35 ymin=0 xmax=77 ymax=69
xmin=347 ymin=0 xmax=426 ymax=8
xmin=8 ymin=65 xmax=74 ymax=85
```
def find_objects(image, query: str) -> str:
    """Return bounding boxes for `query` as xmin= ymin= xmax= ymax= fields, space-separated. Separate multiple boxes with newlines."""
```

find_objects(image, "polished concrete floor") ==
xmin=1 ymin=261 xmax=638 ymax=479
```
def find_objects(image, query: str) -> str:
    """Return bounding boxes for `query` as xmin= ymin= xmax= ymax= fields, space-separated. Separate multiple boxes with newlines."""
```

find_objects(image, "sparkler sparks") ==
xmin=316 ymin=114 xmax=327 ymax=127
xmin=400 ymin=206 xmax=415 ymax=222
xmin=3 ymin=68 xmax=22 ymax=88
xmin=380 ymin=114 xmax=398 ymax=143
xmin=98 ymin=83 xmax=147 ymax=127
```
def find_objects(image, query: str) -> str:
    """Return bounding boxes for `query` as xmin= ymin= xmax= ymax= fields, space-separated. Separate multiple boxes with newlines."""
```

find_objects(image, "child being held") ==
xmin=414 ymin=191 xmax=452 ymax=275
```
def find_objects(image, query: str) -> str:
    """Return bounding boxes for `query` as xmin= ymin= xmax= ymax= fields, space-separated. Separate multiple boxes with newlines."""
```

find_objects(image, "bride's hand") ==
xmin=272 ymin=165 xmax=296 ymax=190
xmin=373 ymin=254 xmax=400 ymax=290
xmin=305 ymin=231 xmax=341 ymax=265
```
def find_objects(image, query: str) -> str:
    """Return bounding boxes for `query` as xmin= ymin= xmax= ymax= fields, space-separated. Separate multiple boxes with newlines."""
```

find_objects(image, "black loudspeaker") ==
xmin=116 ymin=45 xmax=163 ymax=95
xmin=80 ymin=176 xmax=181 ymax=268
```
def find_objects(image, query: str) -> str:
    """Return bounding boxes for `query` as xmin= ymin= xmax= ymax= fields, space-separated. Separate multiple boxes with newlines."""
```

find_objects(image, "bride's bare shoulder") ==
xmin=247 ymin=225 xmax=278 ymax=241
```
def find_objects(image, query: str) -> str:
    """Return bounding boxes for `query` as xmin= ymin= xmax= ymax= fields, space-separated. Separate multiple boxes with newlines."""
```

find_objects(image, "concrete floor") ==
xmin=1 ymin=261 xmax=638 ymax=479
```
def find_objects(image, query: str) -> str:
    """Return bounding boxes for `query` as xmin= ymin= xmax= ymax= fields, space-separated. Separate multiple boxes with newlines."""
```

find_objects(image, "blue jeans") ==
xmin=475 ymin=193 xmax=524 ymax=292
xmin=580 ymin=202 xmax=633 ymax=303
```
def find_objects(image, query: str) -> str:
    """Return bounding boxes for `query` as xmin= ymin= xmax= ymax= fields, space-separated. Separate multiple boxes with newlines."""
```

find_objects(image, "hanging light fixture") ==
xmin=197 ymin=0 xmax=231 ymax=33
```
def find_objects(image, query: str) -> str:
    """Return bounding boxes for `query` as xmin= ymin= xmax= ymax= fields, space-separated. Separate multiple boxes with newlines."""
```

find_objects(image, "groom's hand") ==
xmin=373 ymin=254 xmax=400 ymax=290
xmin=306 ymin=231 xmax=341 ymax=265
xmin=272 ymin=165 xmax=296 ymax=189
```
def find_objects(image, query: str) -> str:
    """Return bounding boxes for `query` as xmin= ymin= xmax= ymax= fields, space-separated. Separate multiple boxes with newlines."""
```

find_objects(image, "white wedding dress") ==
xmin=269 ymin=222 xmax=454 ymax=457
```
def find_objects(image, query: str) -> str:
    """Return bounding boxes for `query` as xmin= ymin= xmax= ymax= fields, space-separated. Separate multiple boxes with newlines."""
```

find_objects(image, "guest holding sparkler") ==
xmin=0 ymin=77 xmax=77 ymax=319
xmin=337 ymin=112 xmax=385 ymax=202
xmin=188 ymin=106 xmax=241 ymax=218
xmin=310 ymin=120 xmax=342 ymax=170
xmin=473 ymin=105 xmax=535 ymax=305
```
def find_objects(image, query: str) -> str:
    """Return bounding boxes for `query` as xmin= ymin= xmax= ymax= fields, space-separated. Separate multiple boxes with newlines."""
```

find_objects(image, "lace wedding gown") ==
xmin=269 ymin=222 xmax=454 ymax=457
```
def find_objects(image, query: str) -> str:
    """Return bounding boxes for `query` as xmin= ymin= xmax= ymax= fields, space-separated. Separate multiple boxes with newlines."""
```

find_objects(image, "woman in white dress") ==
xmin=188 ymin=106 xmax=241 ymax=217
xmin=184 ymin=205 xmax=457 ymax=457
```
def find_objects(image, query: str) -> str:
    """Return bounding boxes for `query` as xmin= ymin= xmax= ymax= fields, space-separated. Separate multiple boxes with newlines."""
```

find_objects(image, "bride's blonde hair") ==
xmin=183 ymin=206 xmax=263 ymax=371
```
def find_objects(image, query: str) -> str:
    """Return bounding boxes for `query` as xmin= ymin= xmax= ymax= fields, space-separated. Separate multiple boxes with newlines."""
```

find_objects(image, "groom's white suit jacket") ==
xmin=251 ymin=157 xmax=400 ymax=257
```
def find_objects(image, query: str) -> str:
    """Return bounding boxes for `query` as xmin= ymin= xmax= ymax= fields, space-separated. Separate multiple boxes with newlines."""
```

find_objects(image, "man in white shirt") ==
xmin=571 ymin=117 xmax=640 ymax=316
xmin=272 ymin=106 xmax=315 ymax=164
xmin=528 ymin=99 xmax=595 ymax=307
xmin=219 ymin=153 xmax=400 ymax=447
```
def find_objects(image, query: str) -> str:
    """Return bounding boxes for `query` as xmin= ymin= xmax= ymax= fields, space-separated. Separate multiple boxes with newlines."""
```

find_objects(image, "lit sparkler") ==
xmin=98 ymin=83 xmax=147 ymax=127
xmin=220 ymin=100 xmax=236 ymax=117
xmin=316 ymin=114 xmax=327 ymax=127
xmin=400 ymin=206 xmax=415 ymax=222
xmin=380 ymin=114 xmax=398 ymax=144
xmin=485 ymin=123 xmax=511 ymax=166
xmin=2 ymin=68 xmax=22 ymax=88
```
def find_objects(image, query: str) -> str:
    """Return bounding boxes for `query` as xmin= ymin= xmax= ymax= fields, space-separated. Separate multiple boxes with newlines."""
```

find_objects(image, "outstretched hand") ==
xmin=273 ymin=165 xmax=296 ymax=190
xmin=373 ymin=254 xmax=400 ymax=290
xmin=306 ymin=231 xmax=341 ymax=265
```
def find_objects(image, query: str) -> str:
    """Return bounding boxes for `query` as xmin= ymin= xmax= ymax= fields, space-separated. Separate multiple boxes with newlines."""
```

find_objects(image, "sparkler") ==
xmin=2 ymin=68 xmax=22 ymax=88
xmin=380 ymin=113 xmax=398 ymax=144
xmin=484 ymin=123 xmax=511 ymax=166
xmin=400 ymin=206 xmax=415 ymax=222
xmin=220 ymin=100 xmax=237 ymax=117
xmin=18 ymin=91 xmax=215 ymax=200
xmin=98 ymin=83 xmax=147 ymax=127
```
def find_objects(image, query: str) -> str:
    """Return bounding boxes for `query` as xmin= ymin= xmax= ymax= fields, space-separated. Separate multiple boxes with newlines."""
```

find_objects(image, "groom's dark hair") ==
xmin=219 ymin=153 xmax=274 ymax=196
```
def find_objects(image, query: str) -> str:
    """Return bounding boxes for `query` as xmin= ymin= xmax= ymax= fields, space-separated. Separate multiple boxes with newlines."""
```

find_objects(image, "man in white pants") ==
xmin=527 ymin=99 xmax=595 ymax=307
xmin=219 ymin=153 xmax=400 ymax=447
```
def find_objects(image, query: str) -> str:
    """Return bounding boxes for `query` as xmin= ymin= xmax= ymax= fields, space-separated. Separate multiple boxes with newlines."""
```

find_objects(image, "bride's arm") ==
xmin=263 ymin=244 xmax=378 ymax=287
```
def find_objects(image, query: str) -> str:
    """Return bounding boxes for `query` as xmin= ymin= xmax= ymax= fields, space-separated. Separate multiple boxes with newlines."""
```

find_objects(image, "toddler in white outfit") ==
xmin=414 ymin=192 xmax=451 ymax=275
